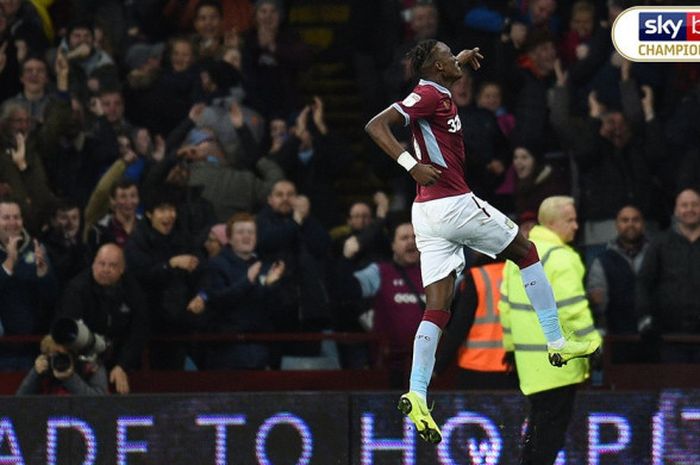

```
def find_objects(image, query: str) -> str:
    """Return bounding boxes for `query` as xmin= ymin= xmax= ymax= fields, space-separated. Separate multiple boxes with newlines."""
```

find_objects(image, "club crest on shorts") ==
xmin=505 ymin=218 xmax=515 ymax=230
xmin=402 ymin=93 xmax=421 ymax=107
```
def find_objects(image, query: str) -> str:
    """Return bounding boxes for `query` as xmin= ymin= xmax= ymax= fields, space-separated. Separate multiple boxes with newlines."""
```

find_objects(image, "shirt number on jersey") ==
xmin=447 ymin=115 xmax=462 ymax=133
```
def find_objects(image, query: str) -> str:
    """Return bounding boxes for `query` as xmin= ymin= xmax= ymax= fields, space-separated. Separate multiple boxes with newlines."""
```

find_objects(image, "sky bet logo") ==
xmin=639 ymin=12 xmax=700 ymax=41
xmin=612 ymin=6 xmax=700 ymax=62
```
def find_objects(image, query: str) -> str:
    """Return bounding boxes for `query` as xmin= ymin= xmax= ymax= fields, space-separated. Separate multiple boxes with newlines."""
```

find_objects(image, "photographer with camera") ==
xmin=58 ymin=243 xmax=148 ymax=394
xmin=15 ymin=334 xmax=108 ymax=395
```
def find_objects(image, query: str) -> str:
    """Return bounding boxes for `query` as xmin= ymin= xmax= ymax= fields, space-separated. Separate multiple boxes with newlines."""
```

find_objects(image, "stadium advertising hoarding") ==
xmin=0 ymin=390 xmax=698 ymax=464
xmin=0 ymin=393 xmax=347 ymax=465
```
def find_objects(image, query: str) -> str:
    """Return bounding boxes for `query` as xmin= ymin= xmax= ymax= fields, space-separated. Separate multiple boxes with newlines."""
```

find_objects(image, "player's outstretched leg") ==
xmin=400 ymin=308 xmax=450 ymax=444
xmin=509 ymin=238 xmax=600 ymax=366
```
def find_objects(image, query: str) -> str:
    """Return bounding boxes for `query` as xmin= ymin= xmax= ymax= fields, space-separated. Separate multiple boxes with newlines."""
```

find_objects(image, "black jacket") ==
xmin=59 ymin=270 xmax=148 ymax=369
xmin=636 ymin=227 xmax=700 ymax=334
xmin=140 ymin=157 xmax=216 ymax=250
xmin=270 ymin=128 xmax=353 ymax=229
xmin=495 ymin=40 xmax=557 ymax=151
xmin=256 ymin=206 xmax=331 ymax=326
xmin=459 ymin=104 xmax=510 ymax=198
xmin=574 ymin=118 xmax=663 ymax=222
xmin=124 ymin=220 xmax=206 ymax=331
xmin=550 ymin=81 xmax=665 ymax=222
xmin=40 ymin=229 xmax=89 ymax=292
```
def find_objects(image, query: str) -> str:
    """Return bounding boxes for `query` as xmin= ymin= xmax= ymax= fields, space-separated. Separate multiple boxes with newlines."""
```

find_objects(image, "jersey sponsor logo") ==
xmin=402 ymin=92 xmax=421 ymax=107
xmin=393 ymin=293 xmax=423 ymax=305
xmin=447 ymin=115 xmax=462 ymax=133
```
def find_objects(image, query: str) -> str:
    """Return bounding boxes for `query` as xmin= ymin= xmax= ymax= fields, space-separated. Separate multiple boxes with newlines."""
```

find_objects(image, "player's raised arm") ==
xmin=365 ymin=108 xmax=441 ymax=186
xmin=456 ymin=47 xmax=483 ymax=71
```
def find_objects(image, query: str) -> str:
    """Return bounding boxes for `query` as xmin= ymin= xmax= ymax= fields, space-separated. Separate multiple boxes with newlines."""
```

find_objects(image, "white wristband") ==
xmin=396 ymin=151 xmax=418 ymax=172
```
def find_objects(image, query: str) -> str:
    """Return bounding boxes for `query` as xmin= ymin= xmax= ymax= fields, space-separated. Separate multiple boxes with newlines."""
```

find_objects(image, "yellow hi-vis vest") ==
xmin=458 ymin=262 xmax=508 ymax=372
xmin=499 ymin=225 xmax=602 ymax=395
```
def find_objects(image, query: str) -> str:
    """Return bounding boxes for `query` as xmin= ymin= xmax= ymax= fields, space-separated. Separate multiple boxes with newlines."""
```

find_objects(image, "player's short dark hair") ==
xmin=407 ymin=39 xmax=438 ymax=78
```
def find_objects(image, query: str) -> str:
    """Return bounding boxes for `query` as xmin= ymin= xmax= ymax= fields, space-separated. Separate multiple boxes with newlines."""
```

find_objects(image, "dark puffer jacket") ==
xmin=636 ymin=227 xmax=700 ymax=334
xmin=124 ymin=219 xmax=207 ymax=331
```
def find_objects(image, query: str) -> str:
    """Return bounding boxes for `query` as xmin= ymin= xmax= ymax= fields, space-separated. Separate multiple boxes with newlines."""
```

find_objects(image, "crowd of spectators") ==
xmin=0 ymin=0 xmax=698 ymax=394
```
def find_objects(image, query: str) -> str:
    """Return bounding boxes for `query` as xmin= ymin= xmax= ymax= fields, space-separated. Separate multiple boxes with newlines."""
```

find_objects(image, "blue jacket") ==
xmin=206 ymin=247 xmax=281 ymax=333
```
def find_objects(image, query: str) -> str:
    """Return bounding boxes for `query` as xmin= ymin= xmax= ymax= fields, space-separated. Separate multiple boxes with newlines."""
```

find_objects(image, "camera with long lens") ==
xmin=51 ymin=318 xmax=108 ymax=362
xmin=49 ymin=352 xmax=73 ymax=373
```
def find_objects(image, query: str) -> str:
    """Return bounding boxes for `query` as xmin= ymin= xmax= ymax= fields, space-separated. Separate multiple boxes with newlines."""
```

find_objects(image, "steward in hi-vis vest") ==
xmin=459 ymin=263 xmax=507 ymax=372
xmin=499 ymin=196 xmax=602 ymax=465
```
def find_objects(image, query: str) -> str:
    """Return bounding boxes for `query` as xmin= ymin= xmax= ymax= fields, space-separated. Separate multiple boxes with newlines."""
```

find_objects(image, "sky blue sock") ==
xmin=409 ymin=321 xmax=441 ymax=400
xmin=520 ymin=262 xmax=563 ymax=343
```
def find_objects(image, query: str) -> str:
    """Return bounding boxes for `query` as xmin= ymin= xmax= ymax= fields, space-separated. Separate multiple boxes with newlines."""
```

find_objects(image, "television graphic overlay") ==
xmin=612 ymin=6 xmax=700 ymax=61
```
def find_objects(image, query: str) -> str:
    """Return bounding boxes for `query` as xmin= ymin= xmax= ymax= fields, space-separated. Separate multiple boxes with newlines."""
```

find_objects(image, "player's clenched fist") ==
xmin=410 ymin=163 xmax=442 ymax=186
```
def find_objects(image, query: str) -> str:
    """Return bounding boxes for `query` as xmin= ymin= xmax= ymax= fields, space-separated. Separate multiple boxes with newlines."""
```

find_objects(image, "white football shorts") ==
xmin=412 ymin=192 xmax=519 ymax=286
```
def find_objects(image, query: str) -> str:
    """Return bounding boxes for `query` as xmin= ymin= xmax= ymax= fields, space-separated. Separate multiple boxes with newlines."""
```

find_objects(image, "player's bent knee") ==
xmin=515 ymin=240 xmax=540 ymax=269
xmin=422 ymin=309 xmax=450 ymax=330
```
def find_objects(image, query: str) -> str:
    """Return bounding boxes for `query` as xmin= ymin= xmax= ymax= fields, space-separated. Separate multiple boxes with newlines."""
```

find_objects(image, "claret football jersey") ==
xmin=392 ymin=79 xmax=471 ymax=202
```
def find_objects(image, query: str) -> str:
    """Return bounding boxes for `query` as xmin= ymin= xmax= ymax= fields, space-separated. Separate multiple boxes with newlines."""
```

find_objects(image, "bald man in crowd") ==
xmin=58 ymin=244 xmax=148 ymax=394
